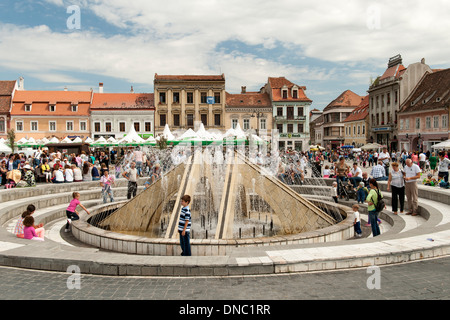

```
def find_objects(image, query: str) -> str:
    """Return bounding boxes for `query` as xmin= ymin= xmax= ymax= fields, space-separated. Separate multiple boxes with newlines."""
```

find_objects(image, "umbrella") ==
xmin=360 ymin=143 xmax=383 ymax=150
xmin=432 ymin=139 xmax=450 ymax=149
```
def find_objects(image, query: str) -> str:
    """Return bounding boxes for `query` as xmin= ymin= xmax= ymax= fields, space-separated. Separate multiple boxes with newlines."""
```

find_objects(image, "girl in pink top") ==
xmin=23 ymin=216 xmax=44 ymax=241
xmin=65 ymin=192 xmax=90 ymax=232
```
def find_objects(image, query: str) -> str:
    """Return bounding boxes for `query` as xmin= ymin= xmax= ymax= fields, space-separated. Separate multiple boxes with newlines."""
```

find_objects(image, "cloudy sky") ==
xmin=0 ymin=0 xmax=449 ymax=110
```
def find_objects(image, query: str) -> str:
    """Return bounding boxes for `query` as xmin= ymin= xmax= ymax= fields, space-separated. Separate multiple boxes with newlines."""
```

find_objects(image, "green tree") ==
xmin=7 ymin=129 xmax=15 ymax=153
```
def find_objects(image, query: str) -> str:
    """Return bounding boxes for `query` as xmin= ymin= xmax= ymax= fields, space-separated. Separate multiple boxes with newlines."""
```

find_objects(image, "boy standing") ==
xmin=178 ymin=195 xmax=192 ymax=256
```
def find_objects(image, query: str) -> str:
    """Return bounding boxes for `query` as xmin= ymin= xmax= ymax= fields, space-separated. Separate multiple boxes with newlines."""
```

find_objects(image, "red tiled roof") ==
xmin=343 ymin=95 xmax=369 ymax=122
xmin=400 ymin=68 xmax=450 ymax=113
xmin=323 ymin=90 xmax=363 ymax=111
xmin=12 ymin=90 xmax=92 ymax=116
xmin=154 ymin=74 xmax=225 ymax=81
xmin=0 ymin=81 xmax=16 ymax=113
xmin=226 ymin=92 xmax=271 ymax=108
xmin=267 ymin=77 xmax=311 ymax=102
xmin=380 ymin=64 xmax=406 ymax=80
xmin=91 ymin=93 xmax=154 ymax=110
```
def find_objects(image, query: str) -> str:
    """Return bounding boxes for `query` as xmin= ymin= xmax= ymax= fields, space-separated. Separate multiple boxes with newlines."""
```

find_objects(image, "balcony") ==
xmin=274 ymin=115 xmax=306 ymax=122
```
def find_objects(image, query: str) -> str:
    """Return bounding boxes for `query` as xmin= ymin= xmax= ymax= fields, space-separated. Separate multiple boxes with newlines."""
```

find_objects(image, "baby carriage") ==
xmin=338 ymin=179 xmax=356 ymax=201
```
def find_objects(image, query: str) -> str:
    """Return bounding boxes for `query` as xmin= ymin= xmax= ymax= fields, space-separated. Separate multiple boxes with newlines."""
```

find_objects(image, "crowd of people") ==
xmin=5 ymin=143 xmax=450 ymax=242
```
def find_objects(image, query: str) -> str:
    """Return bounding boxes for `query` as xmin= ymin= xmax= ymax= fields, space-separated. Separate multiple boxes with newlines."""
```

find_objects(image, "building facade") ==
xmin=398 ymin=68 xmax=450 ymax=152
xmin=263 ymin=77 xmax=311 ymax=151
xmin=11 ymin=90 xmax=92 ymax=140
xmin=153 ymin=74 xmax=226 ymax=136
xmin=343 ymin=95 xmax=369 ymax=147
xmin=0 ymin=79 xmax=18 ymax=139
xmin=322 ymin=90 xmax=363 ymax=150
xmin=224 ymin=87 xmax=272 ymax=138
xmin=90 ymin=84 xmax=154 ymax=139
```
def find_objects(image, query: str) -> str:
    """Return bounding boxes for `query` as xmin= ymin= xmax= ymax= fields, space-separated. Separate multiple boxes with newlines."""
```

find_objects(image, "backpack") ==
xmin=375 ymin=189 xmax=385 ymax=212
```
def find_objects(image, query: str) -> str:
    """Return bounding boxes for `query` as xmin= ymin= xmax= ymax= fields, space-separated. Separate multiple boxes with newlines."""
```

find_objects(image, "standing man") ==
xmin=437 ymin=151 xmax=450 ymax=183
xmin=378 ymin=147 xmax=391 ymax=176
xmin=133 ymin=147 xmax=144 ymax=177
xmin=122 ymin=161 xmax=138 ymax=199
xmin=404 ymin=159 xmax=421 ymax=216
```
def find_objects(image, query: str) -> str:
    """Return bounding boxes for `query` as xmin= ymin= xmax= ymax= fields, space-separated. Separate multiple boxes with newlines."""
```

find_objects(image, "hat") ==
xmin=23 ymin=164 xmax=32 ymax=170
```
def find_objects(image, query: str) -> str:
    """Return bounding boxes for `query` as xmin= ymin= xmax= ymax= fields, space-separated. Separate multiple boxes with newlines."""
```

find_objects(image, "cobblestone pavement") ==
xmin=0 ymin=256 xmax=449 ymax=301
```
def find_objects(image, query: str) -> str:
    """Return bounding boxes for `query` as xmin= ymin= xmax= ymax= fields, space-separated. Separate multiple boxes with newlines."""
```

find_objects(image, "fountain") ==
xmin=73 ymin=135 xmax=353 ymax=256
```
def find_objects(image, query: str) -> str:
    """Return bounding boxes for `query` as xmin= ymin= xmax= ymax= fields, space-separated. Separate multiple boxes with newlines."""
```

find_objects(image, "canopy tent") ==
xmin=60 ymin=137 xmax=73 ymax=144
xmin=340 ymin=145 xmax=354 ymax=149
xmin=48 ymin=137 xmax=60 ymax=144
xmin=91 ymin=136 xmax=108 ymax=147
xmin=117 ymin=127 xmax=145 ymax=146
xmin=106 ymin=137 xmax=119 ymax=146
xmin=84 ymin=137 xmax=94 ymax=144
xmin=0 ymin=141 xmax=12 ymax=153
xmin=73 ymin=137 xmax=83 ymax=143
xmin=144 ymin=136 xmax=157 ymax=146
xmin=431 ymin=139 xmax=450 ymax=150
xmin=360 ymin=143 xmax=383 ymax=150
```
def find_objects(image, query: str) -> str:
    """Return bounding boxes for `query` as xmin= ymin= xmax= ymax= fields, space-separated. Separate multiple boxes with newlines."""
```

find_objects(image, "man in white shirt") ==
xmin=350 ymin=162 xmax=363 ymax=188
xmin=404 ymin=159 xmax=421 ymax=216
xmin=378 ymin=147 xmax=391 ymax=176
xmin=437 ymin=151 xmax=450 ymax=183
xmin=419 ymin=152 xmax=426 ymax=171
xmin=122 ymin=161 xmax=138 ymax=199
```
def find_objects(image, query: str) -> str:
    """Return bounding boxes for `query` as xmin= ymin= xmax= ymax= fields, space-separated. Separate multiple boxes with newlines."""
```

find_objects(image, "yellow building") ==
xmin=343 ymin=95 xmax=369 ymax=147
xmin=153 ymin=74 xmax=226 ymax=135
xmin=225 ymin=87 xmax=272 ymax=137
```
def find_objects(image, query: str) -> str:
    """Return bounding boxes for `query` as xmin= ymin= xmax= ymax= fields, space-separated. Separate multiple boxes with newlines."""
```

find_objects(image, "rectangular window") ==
xmin=134 ymin=122 xmax=140 ymax=132
xmin=94 ymin=122 xmax=101 ymax=132
xmin=426 ymin=116 xmax=431 ymax=129
xmin=173 ymin=114 xmax=180 ymax=127
xmin=145 ymin=122 xmax=152 ymax=132
xmin=297 ymin=107 xmax=304 ymax=117
xmin=173 ymin=92 xmax=180 ymax=103
xmin=214 ymin=92 xmax=221 ymax=104
xmin=25 ymin=104 xmax=32 ymax=112
xmin=119 ymin=122 xmax=126 ymax=132
xmin=292 ymin=90 xmax=298 ymax=99
xmin=287 ymin=107 xmax=294 ymax=120
xmin=0 ymin=119 xmax=4 ymax=132
xmin=282 ymin=90 xmax=288 ymax=99
xmin=105 ymin=122 xmax=112 ymax=132
xmin=49 ymin=104 xmax=56 ymax=112
xmin=159 ymin=92 xmax=166 ymax=104
xmin=415 ymin=117 xmax=421 ymax=130
xmin=214 ymin=114 xmax=221 ymax=126
xmin=80 ymin=121 xmax=87 ymax=131
xmin=160 ymin=114 xmax=166 ymax=127
xmin=31 ymin=121 xmax=38 ymax=131
xmin=405 ymin=118 xmax=410 ymax=129
xmin=187 ymin=114 xmax=194 ymax=127
xmin=260 ymin=118 xmax=266 ymax=130
xmin=287 ymin=124 xmax=293 ymax=133
xmin=232 ymin=119 xmax=238 ymax=129
xmin=297 ymin=123 xmax=304 ymax=133
xmin=66 ymin=121 xmax=74 ymax=131
xmin=400 ymin=119 xmax=404 ymax=130
xmin=71 ymin=104 xmax=78 ymax=112
xmin=187 ymin=92 xmax=194 ymax=104
xmin=201 ymin=92 xmax=207 ymax=104
xmin=443 ymin=115 xmax=448 ymax=128
xmin=49 ymin=121 xmax=57 ymax=131
xmin=243 ymin=118 xmax=250 ymax=130
xmin=277 ymin=124 xmax=283 ymax=133
xmin=434 ymin=115 xmax=440 ymax=128
xmin=201 ymin=114 xmax=207 ymax=126
xmin=277 ymin=107 xmax=283 ymax=117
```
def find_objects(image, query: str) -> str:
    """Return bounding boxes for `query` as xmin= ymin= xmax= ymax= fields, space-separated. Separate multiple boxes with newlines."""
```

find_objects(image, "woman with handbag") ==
xmin=366 ymin=178 xmax=384 ymax=237
xmin=387 ymin=162 xmax=405 ymax=215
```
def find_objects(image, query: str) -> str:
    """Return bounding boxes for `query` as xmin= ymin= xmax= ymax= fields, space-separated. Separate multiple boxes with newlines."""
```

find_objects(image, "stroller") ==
xmin=337 ymin=178 xmax=356 ymax=201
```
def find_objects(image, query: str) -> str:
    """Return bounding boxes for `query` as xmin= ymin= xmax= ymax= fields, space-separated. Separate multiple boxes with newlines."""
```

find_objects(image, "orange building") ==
xmin=11 ymin=90 xmax=93 ymax=140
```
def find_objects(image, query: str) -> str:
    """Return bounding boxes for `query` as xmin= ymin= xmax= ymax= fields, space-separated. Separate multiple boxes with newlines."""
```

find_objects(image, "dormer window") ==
xmin=25 ymin=104 xmax=32 ymax=112
xmin=49 ymin=104 xmax=56 ymax=112
xmin=292 ymin=85 xmax=299 ymax=99
xmin=71 ymin=104 xmax=78 ymax=112
xmin=282 ymin=90 xmax=288 ymax=99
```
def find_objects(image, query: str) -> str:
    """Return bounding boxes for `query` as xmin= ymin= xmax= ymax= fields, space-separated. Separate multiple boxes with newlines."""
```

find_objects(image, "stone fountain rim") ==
xmin=72 ymin=198 xmax=355 ymax=250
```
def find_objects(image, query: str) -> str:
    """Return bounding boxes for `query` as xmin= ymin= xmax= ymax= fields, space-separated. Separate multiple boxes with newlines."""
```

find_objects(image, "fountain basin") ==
xmin=71 ymin=198 xmax=354 ymax=256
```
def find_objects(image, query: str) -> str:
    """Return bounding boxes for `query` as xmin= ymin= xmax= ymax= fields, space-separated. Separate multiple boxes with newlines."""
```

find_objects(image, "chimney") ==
xmin=241 ymin=86 xmax=246 ymax=94
xmin=18 ymin=76 xmax=24 ymax=90
xmin=130 ymin=86 xmax=134 ymax=93
xmin=64 ymin=86 xmax=68 ymax=91
xmin=99 ymin=82 xmax=104 ymax=93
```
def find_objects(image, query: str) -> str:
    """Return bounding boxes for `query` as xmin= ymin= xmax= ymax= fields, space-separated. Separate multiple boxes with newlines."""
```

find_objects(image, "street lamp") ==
xmin=251 ymin=110 xmax=263 ymax=136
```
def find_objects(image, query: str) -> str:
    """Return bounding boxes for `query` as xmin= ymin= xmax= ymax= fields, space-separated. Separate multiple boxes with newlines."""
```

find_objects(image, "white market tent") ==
xmin=117 ymin=127 xmax=145 ymax=145
xmin=0 ymin=141 xmax=12 ymax=153
xmin=84 ymin=137 xmax=94 ymax=144
xmin=432 ymin=139 xmax=450 ymax=149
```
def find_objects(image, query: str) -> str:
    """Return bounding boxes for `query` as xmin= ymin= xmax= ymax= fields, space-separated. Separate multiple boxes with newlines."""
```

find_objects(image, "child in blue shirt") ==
xmin=178 ymin=195 xmax=192 ymax=256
